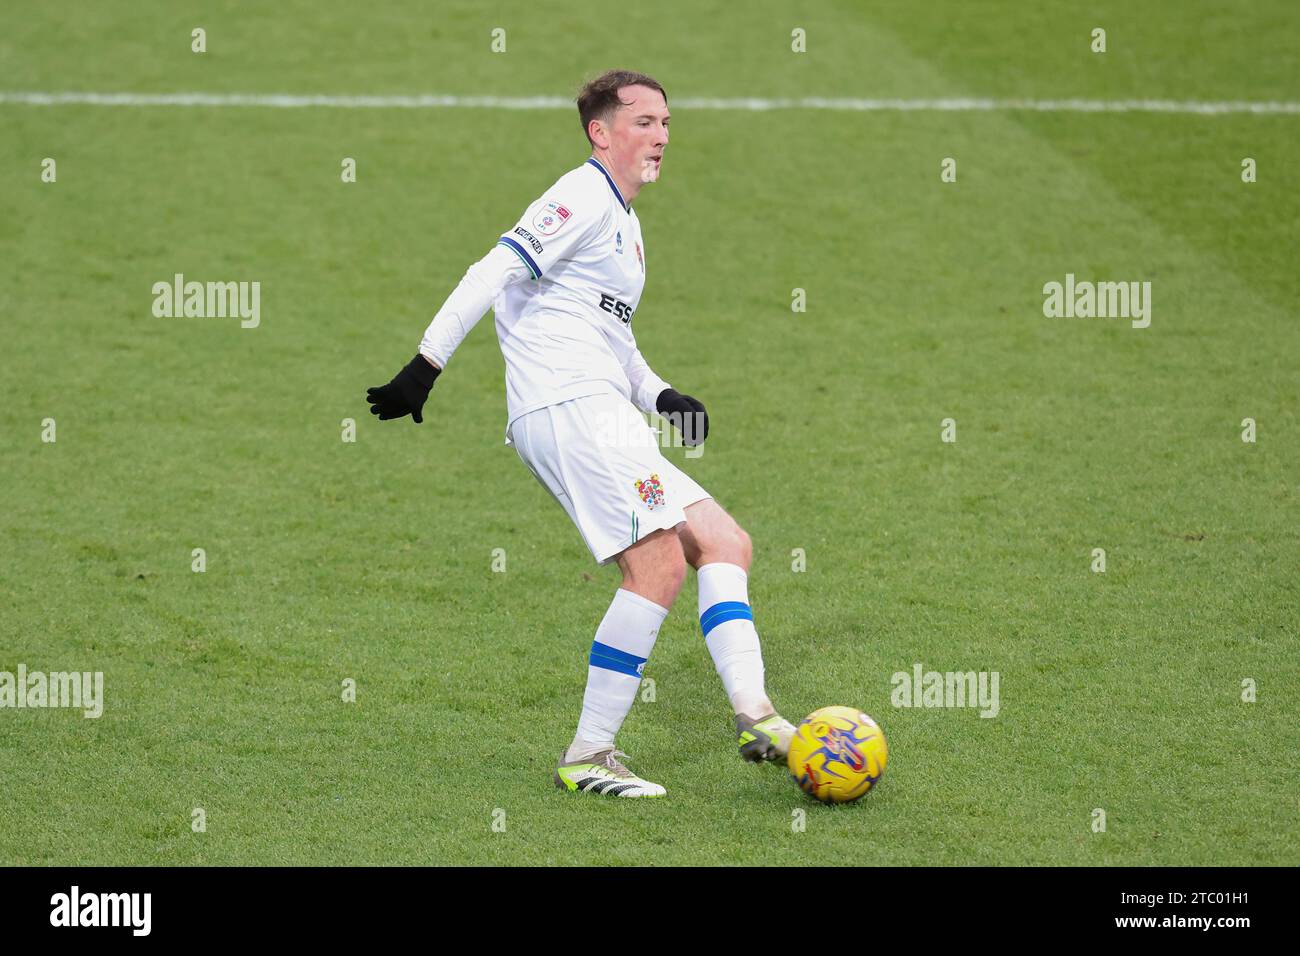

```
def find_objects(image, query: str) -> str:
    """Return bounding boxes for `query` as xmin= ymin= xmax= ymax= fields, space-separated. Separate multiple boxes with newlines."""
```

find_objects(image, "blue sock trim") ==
xmin=700 ymin=601 xmax=753 ymax=638
xmin=589 ymin=640 xmax=647 ymax=678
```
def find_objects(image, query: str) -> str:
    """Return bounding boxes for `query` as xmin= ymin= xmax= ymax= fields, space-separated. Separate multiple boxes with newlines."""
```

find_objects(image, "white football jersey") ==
xmin=494 ymin=157 xmax=661 ymax=428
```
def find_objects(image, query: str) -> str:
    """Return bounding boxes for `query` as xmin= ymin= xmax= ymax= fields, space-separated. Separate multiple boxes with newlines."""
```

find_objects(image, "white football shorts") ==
xmin=508 ymin=391 xmax=712 ymax=564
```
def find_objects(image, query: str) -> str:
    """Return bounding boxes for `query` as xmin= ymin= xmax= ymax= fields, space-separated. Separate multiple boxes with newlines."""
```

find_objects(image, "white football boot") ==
xmin=553 ymin=748 xmax=667 ymax=798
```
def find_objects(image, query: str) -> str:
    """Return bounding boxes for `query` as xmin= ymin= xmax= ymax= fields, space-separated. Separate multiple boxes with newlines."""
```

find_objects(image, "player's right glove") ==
xmin=655 ymin=388 xmax=709 ymax=446
xmin=366 ymin=354 xmax=441 ymax=423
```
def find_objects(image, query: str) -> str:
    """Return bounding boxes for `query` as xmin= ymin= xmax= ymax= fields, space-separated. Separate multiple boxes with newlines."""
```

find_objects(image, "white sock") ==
xmin=568 ymin=588 xmax=668 ymax=761
xmin=697 ymin=562 xmax=770 ymax=718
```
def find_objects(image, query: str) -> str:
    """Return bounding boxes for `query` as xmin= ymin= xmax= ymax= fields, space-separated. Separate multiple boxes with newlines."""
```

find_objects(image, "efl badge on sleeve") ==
xmin=635 ymin=241 xmax=644 ymax=273
xmin=635 ymin=474 xmax=665 ymax=510
xmin=533 ymin=201 xmax=572 ymax=236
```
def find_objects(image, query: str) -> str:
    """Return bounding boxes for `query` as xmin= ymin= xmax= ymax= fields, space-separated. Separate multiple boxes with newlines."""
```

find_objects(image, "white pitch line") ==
xmin=1 ymin=91 xmax=1298 ymax=114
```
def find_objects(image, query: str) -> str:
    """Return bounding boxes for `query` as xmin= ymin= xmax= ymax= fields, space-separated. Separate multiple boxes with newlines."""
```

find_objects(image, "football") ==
xmin=787 ymin=706 xmax=888 ymax=803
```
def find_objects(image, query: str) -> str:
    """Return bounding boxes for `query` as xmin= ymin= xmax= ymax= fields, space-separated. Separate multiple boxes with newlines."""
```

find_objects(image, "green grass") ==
xmin=1 ymin=0 xmax=1296 ymax=866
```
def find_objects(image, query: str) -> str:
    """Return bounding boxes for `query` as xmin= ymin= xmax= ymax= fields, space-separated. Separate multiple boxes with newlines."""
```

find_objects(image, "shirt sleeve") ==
xmin=495 ymin=180 xmax=608 ymax=279
xmin=418 ymin=243 xmax=531 ymax=369
xmin=623 ymin=346 xmax=671 ymax=414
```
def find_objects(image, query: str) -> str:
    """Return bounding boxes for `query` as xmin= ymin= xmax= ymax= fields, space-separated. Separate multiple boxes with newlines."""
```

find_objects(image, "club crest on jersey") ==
xmin=634 ymin=474 xmax=665 ymax=510
xmin=615 ymin=230 xmax=623 ymax=254
xmin=635 ymin=241 xmax=643 ymax=273
xmin=533 ymin=201 xmax=572 ymax=236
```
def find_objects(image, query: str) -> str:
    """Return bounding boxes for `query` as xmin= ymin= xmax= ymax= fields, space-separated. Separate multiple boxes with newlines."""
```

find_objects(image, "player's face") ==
xmin=608 ymin=85 xmax=670 ymax=185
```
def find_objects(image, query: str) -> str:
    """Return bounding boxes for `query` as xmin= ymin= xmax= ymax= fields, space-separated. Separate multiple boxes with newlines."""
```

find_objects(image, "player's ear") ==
xmin=588 ymin=118 xmax=608 ymax=149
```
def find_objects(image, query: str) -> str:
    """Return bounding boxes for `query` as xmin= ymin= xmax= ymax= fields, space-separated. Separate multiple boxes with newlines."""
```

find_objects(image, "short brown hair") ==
xmin=577 ymin=70 xmax=668 ymax=146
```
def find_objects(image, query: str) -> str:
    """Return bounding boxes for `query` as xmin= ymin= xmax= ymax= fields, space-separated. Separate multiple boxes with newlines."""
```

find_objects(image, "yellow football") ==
xmin=787 ymin=706 xmax=888 ymax=803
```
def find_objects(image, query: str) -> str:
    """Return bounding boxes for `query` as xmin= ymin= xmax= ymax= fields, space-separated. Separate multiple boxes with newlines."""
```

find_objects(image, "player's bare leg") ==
xmin=679 ymin=499 xmax=795 ymax=762
xmin=616 ymin=526 xmax=687 ymax=609
xmin=555 ymin=529 xmax=685 ymax=797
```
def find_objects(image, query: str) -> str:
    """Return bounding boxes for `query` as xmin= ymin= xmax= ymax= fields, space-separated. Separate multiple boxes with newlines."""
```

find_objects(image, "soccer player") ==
xmin=366 ymin=70 xmax=794 ymax=797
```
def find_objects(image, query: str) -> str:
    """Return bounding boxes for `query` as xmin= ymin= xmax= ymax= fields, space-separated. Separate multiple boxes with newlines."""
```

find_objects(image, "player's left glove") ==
xmin=366 ymin=354 xmax=440 ymax=423
xmin=656 ymin=388 xmax=709 ymax=446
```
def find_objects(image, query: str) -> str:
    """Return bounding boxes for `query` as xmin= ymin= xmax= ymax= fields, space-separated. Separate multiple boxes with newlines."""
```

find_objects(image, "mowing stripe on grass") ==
xmin=1 ymin=91 xmax=1299 ymax=114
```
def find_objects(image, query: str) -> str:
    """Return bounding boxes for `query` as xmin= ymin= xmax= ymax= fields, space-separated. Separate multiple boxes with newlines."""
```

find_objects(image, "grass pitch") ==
xmin=1 ymin=1 xmax=1297 ymax=865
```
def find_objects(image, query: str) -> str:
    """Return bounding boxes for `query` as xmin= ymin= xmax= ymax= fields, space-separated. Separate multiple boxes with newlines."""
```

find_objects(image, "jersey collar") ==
xmin=586 ymin=157 xmax=629 ymax=211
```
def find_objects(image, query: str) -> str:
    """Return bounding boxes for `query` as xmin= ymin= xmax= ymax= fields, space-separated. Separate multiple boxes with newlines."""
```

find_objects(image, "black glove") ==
xmin=656 ymin=388 xmax=709 ymax=446
xmin=366 ymin=354 xmax=440 ymax=423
